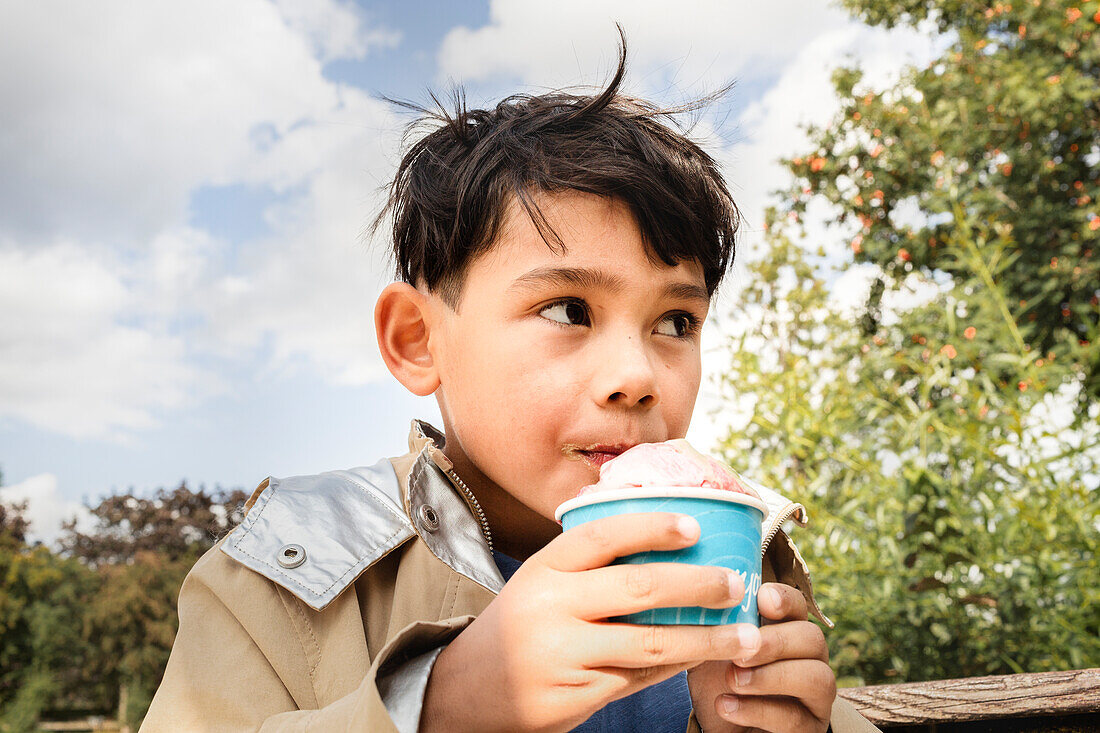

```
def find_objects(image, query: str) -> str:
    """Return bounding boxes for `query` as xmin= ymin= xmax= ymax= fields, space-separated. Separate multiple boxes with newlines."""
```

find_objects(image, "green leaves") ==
xmin=0 ymin=483 xmax=248 ymax=727
xmin=731 ymin=6 xmax=1098 ymax=683
xmin=790 ymin=0 xmax=1100 ymax=403
xmin=717 ymin=205 xmax=1099 ymax=685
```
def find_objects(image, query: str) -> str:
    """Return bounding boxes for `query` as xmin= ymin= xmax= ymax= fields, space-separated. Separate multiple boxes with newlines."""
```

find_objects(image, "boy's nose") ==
xmin=593 ymin=335 xmax=659 ymax=409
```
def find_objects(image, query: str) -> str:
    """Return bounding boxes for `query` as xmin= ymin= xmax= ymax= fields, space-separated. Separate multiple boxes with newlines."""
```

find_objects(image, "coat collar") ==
xmin=221 ymin=421 xmax=503 ymax=611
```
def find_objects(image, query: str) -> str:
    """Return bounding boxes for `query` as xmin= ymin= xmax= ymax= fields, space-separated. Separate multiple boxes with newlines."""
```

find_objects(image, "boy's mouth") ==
xmin=564 ymin=443 xmax=634 ymax=469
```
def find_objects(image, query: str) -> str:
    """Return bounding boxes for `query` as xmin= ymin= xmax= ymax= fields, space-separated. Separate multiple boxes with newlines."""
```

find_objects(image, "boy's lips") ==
xmin=563 ymin=443 xmax=636 ymax=469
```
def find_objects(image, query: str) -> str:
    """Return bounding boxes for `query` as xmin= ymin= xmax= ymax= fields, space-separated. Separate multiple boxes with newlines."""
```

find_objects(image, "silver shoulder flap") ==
xmin=222 ymin=458 xmax=416 ymax=611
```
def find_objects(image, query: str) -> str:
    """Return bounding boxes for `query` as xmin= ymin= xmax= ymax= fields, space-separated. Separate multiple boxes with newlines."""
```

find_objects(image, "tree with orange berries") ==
xmin=718 ymin=211 xmax=1099 ymax=685
xmin=717 ymin=1 xmax=1100 ymax=686
xmin=788 ymin=0 xmax=1099 ymax=402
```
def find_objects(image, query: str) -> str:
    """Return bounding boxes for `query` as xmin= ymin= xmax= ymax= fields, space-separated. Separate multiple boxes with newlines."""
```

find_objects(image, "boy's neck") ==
xmin=442 ymin=445 xmax=561 ymax=562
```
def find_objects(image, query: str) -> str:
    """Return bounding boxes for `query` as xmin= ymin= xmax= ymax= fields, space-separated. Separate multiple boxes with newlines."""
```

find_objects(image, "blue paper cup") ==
xmin=555 ymin=487 xmax=766 ymax=625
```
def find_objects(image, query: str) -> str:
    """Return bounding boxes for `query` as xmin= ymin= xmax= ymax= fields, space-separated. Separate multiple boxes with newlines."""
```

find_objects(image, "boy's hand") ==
xmin=419 ymin=513 xmax=758 ymax=733
xmin=687 ymin=583 xmax=836 ymax=733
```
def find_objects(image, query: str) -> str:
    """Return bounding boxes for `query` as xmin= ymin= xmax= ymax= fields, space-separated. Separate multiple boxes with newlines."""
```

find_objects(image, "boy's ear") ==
xmin=374 ymin=282 xmax=441 ymax=397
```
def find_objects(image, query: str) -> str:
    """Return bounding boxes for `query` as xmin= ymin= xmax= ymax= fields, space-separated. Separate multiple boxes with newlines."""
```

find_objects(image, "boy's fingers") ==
xmin=539 ymin=513 xmax=699 ymax=572
xmin=573 ymin=562 xmax=745 ymax=619
xmin=727 ymin=660 xmax=837 ymax=722
xmin=758 ymin=582 xmax=808 ymax=623
xmin=736 ymin=620 xmax=829 ymax=666
xmin=592 ymin=622 xmax=761 ymax=669
xmin=716 ymin=692 xmax=828 ymax=733
xmin=594 ymin=662 xmax=694 ymax=699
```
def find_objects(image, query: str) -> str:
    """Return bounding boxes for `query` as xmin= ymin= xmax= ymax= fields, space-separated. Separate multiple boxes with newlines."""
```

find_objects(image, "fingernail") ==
xmin=737 ymin=624 xmax=760 ymax=657
xmin=763 ymin=586 xmax=782 ymax=608
xmin=676 ymin=515 xmax=700 ymax=540
xmin=733 ymin=666 xmax=752 ymax=687
xmin=727 ymin=570 xmax=745 ymax=599
xmin=719 ymin=695 xmax=740 ymax=716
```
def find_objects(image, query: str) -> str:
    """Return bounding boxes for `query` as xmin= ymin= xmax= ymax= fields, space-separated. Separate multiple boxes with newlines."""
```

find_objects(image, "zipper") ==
xmin=760 ymin=502 xmax=801 ymax=557
xmin=412 ymin=422 xmax=495 ymax=553
xmin=444 ymin=466 xmax=495 ymax=553
xmin=760 ymin=500 xmax=830 ymax=627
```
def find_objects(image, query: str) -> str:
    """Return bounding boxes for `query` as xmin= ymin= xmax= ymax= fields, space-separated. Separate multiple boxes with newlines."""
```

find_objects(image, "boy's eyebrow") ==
xmin=509 ymin=266 xmax=710 ymax=303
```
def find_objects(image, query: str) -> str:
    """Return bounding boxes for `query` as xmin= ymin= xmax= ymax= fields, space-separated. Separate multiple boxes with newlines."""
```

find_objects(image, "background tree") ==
xmin=0 ymin=481 xmax=247 ymax=730
xmin=722 ymin=0 xmax=1100 ymax=684
xmin=786 ymin=0 xmax=1099 ymax=401
xmin=718 ymin=201 xmax=1100 ymax=684
xmin=61 ymin=483 xmax=249 ymax=729
xmin=61 ymin=482 xmax=248 ymax=567
xmin=1 ymin=483 xmax=101 ymax=732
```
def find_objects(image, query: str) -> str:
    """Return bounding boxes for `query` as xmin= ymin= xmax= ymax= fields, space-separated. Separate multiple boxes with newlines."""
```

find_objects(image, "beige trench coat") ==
xmin=142 ymin=422 xmax=879 ymax=733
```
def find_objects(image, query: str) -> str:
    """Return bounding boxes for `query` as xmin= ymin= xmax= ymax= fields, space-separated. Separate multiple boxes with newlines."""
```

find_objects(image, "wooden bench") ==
xmin=838 ymin=668 xmax=1100 ymax=732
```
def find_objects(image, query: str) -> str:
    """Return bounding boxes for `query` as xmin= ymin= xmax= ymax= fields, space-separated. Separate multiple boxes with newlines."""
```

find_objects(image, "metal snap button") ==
xmin=417 ymin=504 xmax=440 ymax=533
xmin=277 ymin=543 xmax=306 ymax=568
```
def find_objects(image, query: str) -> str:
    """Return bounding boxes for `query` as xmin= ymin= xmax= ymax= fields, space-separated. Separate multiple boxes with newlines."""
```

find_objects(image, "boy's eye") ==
xmin=654 ymin=312 xmax=699 ymax=338
xmin=539 ymin=300 xmax=590 ymax=326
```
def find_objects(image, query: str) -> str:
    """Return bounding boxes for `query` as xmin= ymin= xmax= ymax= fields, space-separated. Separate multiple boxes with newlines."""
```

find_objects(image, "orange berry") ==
xmin=899 ymin=248 xmax=912 ymax=262
xmin=964 ymin=326 xmax=977 ymax=340
xmin=940 ymin=344 xmax=957 ymax=358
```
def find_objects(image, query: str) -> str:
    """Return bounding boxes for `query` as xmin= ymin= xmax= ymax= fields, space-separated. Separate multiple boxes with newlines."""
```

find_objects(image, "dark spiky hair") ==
xmin=375 ymin=29 xmax=740 ymax=307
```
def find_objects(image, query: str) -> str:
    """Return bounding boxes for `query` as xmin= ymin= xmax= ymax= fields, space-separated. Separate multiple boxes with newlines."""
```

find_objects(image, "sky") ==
xmin=0 ymin=0 xmax=944 ymax=543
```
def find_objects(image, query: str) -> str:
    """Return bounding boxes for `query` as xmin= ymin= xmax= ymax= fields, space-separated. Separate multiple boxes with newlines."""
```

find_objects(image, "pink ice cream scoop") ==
xmin=577 ymin=439 xmax=761 ymax=500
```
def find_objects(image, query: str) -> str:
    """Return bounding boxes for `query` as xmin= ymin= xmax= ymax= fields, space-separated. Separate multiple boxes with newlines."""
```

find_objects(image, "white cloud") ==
xmin=0 ymin=0 xmax=378 ymax=245
xmin=272 ymin=0 xmax=400 ymax=62
xmin=0 ymin=1 xmax=404 ymax=439
xmin=0 ymin=241 xmax=205 ymax=439
xmin=439 ymin=0 xmax=852 ymax=93
xmin=1 ymin=473 xmax=92 ymax=547
xmin=200 ymin=100 xmax=401 ymax=385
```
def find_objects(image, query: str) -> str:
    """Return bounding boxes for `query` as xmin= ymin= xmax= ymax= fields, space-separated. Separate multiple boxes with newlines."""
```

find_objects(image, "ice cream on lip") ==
xmin=576 ymin=439 xmax=761 ymax=500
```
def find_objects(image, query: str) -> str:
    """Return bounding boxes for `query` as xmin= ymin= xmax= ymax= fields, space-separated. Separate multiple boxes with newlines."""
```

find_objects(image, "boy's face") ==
xmin=428 ymin=191 xmax=708 ymax=556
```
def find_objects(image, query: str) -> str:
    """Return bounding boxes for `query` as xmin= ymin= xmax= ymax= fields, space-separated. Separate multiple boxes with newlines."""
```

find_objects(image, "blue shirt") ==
xmin=492 ymin=551 xmax=692 ymax=733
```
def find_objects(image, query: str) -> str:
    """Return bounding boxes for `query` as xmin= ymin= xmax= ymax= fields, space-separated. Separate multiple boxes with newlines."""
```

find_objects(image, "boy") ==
xmin=142 ymin=45 xmax=879 ymax=733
